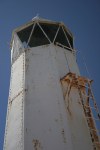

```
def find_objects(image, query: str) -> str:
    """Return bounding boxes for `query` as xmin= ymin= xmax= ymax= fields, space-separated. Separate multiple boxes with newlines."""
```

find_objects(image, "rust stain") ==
xmin=61 ymin=76 xmax=72 ymax=116
xmin=9 ymin=89 xmax=24 ymax=104
xmin=61 ymin=72 xmax=100 ymax=149
xmin=84 ymin=106 xmax=100 ymax=150
xmin=78 ymin=100 xmax=81 ymax=105
xmin=32 ymin=139 xmax=42 ymax=150
xmin=61 ymin=129 xmax=66 ymax=143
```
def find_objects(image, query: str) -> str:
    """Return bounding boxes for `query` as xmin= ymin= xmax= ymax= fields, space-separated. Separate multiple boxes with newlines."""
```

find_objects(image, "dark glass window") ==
xmin=28 ymin=24 xmax=49 ymax=47
xmin=17 ymin=24 xmax=33 ymax=43
xmin=17 ymin=22 xmax=73 ymax=49
xmin=40 ymin=23 xmax=58 ymax=42
xmin=17 ymin=24 xmax=49 ymax=47
xmin=63 ymin=26 xmax=73 ymax=48
xmin=54 ymin=27 xmax=70 ymax=47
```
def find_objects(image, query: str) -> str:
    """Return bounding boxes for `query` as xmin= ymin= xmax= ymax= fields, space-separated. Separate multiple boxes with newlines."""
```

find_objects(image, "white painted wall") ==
xmin=4 ymin=53 xmax=25 ymax=150
xmin=24 ymin=44 xmax=93 ymax=150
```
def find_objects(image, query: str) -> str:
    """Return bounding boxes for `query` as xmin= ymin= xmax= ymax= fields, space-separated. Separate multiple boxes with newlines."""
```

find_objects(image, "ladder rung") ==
xmin=93 ymin=142 xmax=100 ymax=145
xmin=85 ymin=116 xmax=100 ymax=120
xmin=82 ymin=95 xmax=93 ymax=99
xmin=84 ymin=107 xmax=100 ymax=118
xmin=90 ymin=128 xmax=100 ymax=132
xmin=78 ymin=84 xmax=89 ymax=88
xmin=85 ymin=106 xmax=96 ymax=109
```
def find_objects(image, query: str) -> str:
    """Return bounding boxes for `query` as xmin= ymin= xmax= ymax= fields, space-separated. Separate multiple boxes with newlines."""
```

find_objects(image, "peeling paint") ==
xmin=62 ymin=129 xmax=66 ymax=143
xmin=32 ymin=139 xmax=42 ymax=150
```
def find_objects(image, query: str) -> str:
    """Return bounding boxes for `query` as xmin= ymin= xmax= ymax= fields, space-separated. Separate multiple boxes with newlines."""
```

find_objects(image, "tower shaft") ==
xmin=4 ymin=18 xmax=100 ymax=150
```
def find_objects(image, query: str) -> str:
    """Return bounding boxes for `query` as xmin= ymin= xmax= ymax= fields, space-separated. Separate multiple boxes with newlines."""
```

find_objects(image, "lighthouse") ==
xmin=3 ymin=17 xmax=100 ymax=150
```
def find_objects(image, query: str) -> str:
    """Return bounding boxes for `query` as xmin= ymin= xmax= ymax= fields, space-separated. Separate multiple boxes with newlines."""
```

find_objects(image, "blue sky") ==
xmin=0 ymin=0 xmax=100 ymax=149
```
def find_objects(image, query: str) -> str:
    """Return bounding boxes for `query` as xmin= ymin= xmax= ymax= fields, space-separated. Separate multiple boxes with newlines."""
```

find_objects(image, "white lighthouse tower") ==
xmin=4 ymin=17 xmax=100 ymax=150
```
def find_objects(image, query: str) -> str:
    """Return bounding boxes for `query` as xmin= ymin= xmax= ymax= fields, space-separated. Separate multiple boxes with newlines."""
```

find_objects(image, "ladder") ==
xmin=61 ymin=72 xmax=100 ymax=150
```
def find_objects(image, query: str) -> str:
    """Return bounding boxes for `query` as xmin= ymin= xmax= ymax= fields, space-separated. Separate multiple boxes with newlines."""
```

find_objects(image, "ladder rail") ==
xmin=88 ymin=82 xmax=100 ymax=117
xmin=77 ymin=85 xmax=100 ymax=149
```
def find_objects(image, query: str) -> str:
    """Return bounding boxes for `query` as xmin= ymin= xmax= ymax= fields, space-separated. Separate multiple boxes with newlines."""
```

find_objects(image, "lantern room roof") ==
xmin=11 ymin=16 xmax=74 ymax=50
xmin=12 ymin=16 xmax=73 ymax=39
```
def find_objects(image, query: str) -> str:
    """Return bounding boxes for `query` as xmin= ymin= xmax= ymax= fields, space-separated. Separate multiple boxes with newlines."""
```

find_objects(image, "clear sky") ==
xmin=0 ymin=0 xmax=100 ymax=149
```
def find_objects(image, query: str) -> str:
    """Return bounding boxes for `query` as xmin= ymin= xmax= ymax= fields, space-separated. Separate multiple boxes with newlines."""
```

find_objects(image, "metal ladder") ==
xmin=61 ymin=72 xmax=100 ymax=150
xmin=77 ymin=76 xmax=100 ymax=150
